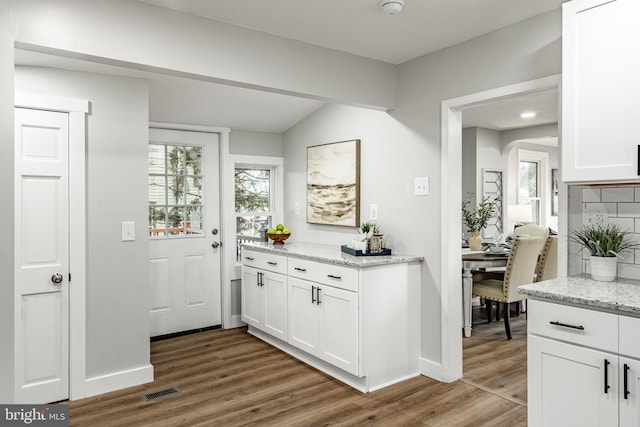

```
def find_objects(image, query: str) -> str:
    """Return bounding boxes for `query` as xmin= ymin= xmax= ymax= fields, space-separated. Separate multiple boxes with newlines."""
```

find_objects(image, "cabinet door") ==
xmin=241 ymin=267 xmax=263 ymax=328
xmin=528 ymin=335 xmax=618 ymax=427
xmin=318 ymin=285 xmax=359 ymax=376
xmin=620 ymin=357 xmax=640 ymax=427
xmin=263 ymin=271 xmax=287 ymax=341
xmin=288 ymin=277 xmax=320 ymax=355
xmin=562 ymin=0 xmax=640 ymax=182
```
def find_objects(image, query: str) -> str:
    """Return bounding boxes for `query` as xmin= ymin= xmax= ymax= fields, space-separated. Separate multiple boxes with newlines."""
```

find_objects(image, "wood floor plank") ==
xmin=69 ymin=321 xmax=528 ymax=426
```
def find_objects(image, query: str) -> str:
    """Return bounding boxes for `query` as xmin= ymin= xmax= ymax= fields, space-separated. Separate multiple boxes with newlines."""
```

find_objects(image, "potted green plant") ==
xmin=569 ymin=223 xmax=640 ymax=281
xmin=462 ymin=195 xmax=498 ymax=250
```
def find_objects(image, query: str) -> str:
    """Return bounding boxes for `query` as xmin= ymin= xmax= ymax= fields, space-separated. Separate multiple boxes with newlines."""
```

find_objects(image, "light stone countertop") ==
xmin=242 ymin=241 xmax=424 ymax=268
xmin=519 ymin=275 xmax=640 ymax=315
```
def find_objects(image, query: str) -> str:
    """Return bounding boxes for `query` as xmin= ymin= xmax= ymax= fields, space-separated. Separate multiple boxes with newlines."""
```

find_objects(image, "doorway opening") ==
xmin=440 ymin=74 xmax=563 ymax=381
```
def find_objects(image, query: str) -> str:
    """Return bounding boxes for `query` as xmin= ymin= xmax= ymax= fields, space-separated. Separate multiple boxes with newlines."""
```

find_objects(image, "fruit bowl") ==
xmin=268 ymin=233 xmax=290 ymax=245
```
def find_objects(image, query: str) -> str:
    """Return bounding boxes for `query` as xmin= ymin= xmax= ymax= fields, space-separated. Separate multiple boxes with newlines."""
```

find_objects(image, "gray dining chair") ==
xmin=472 ymin=236 xmax=546 ymax=339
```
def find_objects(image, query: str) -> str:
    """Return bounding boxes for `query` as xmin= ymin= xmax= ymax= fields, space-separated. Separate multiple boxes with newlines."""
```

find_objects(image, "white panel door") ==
xmin=14 ymin=108 xmax=69 ymax=403
xmin=263 ymin=271 xmax=287 ymax=341
xmin=288 ymin=277 xmax=320 ymax=355
xmin=318 ymin=285 xmax=358 ymax=375
xmin=528 ymin=335 xmax=618 ymax=427
xmin=241 ymin=267 xmax=263 ymax=328
xmin=620 ymin=356 xmax=640 ymax=427
xmin=149 ymin=128 xmax=221 ymax=336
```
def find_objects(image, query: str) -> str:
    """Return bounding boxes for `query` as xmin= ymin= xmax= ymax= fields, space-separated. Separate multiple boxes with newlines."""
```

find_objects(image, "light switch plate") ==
xmin=414 ymin=177 xmax=430 ymax=196
xmin=122 ymin=221 xmax=135 ymax=242
xmin=370 ymin=204 xmax=378 ymax=221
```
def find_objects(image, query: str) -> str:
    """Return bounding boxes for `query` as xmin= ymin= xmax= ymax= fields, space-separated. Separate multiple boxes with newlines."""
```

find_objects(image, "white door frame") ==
xmin=439 ymin=74 xmax=563 ymax=381
xmin=149 ymin=122 xmax=232 ymax=328
xmin=15 ymin=92 xmax=89 ymax=400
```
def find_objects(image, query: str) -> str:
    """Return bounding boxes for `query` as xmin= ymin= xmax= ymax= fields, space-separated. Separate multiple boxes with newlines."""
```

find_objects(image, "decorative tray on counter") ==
xmin=341 ymin=245 xmax=392 ymax=257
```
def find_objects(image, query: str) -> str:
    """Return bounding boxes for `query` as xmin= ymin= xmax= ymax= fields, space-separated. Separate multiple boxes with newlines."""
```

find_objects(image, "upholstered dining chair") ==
xmin=472 ymin=236 xmax=546 ymax=340
xmin=514 ymin=223 xmax=550 ymax=238
xmin=535 ymin=235 xmax=558 ymax=282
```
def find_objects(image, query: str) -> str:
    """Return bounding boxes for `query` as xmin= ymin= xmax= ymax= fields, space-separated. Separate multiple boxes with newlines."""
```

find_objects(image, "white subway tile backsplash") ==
xmin=609 ymin=217 xmax=635 ymax=232
xmin=618 ymin=203 xmax=640 ymax=218
xmin=602 ymin=187 xmax=635 ymax=202
xmin=582 ymin=188 xmax=601 ymax=203
xmin=576 ymin=185 xmax=640 ymax=281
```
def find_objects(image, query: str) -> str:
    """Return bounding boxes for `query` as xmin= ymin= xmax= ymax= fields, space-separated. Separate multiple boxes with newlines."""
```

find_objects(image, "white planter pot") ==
xmin=590 ymin=256 xmax=618 ymax=282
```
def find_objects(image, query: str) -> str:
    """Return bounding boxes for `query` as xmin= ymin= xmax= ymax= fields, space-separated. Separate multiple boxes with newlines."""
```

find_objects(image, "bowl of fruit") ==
xmin=267 ymin=224 xmax=291 ymax=245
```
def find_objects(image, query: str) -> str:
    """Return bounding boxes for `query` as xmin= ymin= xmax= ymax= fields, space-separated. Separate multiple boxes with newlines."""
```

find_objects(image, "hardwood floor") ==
xmin=69 ymin=311 xmax=527 ymax=426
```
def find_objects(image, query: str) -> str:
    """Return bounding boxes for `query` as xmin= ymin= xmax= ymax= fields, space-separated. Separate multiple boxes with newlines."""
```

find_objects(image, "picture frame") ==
xmin=307 ymin=139 xmax=360 ymax=227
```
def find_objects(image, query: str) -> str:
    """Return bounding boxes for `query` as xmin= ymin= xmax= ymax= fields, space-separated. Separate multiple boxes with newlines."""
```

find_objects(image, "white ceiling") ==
xmin=15 ymin=1 xmax=564 ymax=133
xmin=140 ymin=0 xmax=565 ymax=65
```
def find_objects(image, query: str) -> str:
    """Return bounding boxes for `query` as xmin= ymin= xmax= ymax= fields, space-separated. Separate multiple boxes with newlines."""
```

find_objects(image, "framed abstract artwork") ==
xmin=307 ymin=139 xmax=360 ymax=227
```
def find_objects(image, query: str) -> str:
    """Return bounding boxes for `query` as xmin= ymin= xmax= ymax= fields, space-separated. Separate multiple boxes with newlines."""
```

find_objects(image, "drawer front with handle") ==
xmin=528 ymin=299 xmax=618 ymax=353
xmin=242 ymin=249 xmax=287 ymax=275
xmin=288 ymin=257 xmax=358 ymax=292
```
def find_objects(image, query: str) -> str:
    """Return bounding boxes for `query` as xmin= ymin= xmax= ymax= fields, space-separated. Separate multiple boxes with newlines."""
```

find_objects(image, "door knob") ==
xmin=211 ymin=242 xmax=221 ymax=248
xmin=51 ymin=273 xmax=63 ymax=284
xmin=211 ymin=228 xmax=219 ymax=235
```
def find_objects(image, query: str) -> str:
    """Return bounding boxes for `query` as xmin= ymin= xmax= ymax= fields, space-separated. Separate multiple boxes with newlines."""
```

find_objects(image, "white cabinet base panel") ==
xmin=247 ymin=326 xmax=420 ymax=393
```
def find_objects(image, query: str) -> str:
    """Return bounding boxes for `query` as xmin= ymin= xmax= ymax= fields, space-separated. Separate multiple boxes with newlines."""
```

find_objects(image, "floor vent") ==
xmin=144 ymin=387 xmax=180 ymax=401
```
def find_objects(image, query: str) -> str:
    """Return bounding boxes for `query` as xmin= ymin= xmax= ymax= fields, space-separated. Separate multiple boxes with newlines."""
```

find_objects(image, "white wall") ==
xmin=0 ymin=0 xmax=15 ymax=403
xmin=388 ymin=9 xmax=561 ymax=368
xmin=230 ymin=130 xmax=283 ymax=156
xmin=14 ymin=67 xmax=152 ymax=382
xmin=283 ymin=103 xmax=430 ymax=255
xmin=10 ymin=0 xmax=396 ymax=110
xmin=461 ymin=127 xmax=478 ymax=206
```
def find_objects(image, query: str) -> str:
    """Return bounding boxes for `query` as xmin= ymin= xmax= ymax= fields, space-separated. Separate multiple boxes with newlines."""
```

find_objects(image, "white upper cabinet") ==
xmin=562 ymin=0 xmax=640 ymax=182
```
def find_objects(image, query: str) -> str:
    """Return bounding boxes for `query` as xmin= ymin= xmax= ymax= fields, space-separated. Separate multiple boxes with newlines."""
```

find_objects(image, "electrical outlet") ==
xmin=370 ymin=204 xmax=378 ymax=221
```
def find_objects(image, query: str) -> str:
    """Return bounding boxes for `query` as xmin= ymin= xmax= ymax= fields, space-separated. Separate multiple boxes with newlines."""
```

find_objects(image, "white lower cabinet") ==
xmin=241 ymin=266 xmax=287 ymax=341
xmin=288 ymin=277 xmax=358 ymax=375
xmin=241 ymin=246 xmax=421 ymax=392
xmin=528 ymin=299 xmax=640 ymax=427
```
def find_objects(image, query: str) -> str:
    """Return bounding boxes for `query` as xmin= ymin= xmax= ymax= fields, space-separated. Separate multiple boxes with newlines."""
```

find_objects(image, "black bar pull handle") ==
xmin=550 ymin=321 xmax=585 ymax=331
xmin=604 ymin=359 xmax=610 ymax=394
xmin=294 ymin=267 xmax=307 ymax=272
xmin=624 ymin=363 xmax=630 ymax=400
xmin=267 ymin=261 xmax=277 ymax=266
xmin=637 ymin=145 xmax=640 ymax=175
xmin=256 ymin=272 xmax=261 ymax=287
xmin=311 ymin=286 xmax=316 ymax=304
xmin=245 ymin=256 xmax=255 ymax=261
xmin=327 ymin=274 xmax=342 ymax=280
xmin=317 ymin=287 xmax=322 ymax=305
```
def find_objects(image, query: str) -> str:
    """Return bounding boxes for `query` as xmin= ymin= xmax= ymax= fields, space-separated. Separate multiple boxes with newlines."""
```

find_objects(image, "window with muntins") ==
xmin=148 ymin=144 xmax=204 ymax=238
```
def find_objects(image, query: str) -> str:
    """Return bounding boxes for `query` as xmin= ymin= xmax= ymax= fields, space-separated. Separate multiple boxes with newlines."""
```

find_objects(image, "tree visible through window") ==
xmin=149 ymin=144 xmax=204 ymax=238
xmin=234 ymin=167 xmax=275 ymax=260
xmin=519 ymin=159 xmax=540 ymax=224
xmin=235 ymin=168 xmax=272 ymax=238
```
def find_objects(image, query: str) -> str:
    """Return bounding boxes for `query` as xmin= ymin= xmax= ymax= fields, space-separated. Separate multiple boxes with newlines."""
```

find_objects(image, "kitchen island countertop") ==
xmin=519 ymin=274 xmax=640 ymax=316
xmin=242 ymin=241 xmax=424 ymax=268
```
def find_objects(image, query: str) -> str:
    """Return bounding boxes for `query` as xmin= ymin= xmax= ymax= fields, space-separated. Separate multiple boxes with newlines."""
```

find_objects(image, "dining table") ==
xmin=461 ymin=249 xmax=509 ymax=337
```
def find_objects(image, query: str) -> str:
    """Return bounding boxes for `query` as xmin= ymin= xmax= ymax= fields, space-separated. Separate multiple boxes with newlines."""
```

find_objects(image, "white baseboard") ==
xmin=419 ymin=357 xmax=461 ymax=383
xmin=82 ymin=364 xmax=154 ymax=399
xmin=225 ymin=315 xmax=245 ymax=329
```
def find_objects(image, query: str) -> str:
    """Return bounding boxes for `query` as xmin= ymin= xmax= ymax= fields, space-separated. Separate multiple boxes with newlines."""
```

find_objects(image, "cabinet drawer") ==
xmin=528 ymin=299 xmax=618 ymax=353
xmin=619 ymin=314 xmax=640 ymax=358
xmin=288 ymin=258 xmax=358 ymax=292
xmin=242 ymin=249 xmax=287 ymax=275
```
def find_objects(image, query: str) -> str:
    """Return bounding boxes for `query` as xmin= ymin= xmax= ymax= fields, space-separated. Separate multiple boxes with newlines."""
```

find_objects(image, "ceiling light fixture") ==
xmin=379 ymin=0 xmax=405 ymax=15
xmin=520 ymin=111 xmax=536 ymax=119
